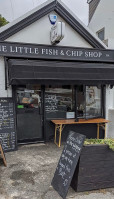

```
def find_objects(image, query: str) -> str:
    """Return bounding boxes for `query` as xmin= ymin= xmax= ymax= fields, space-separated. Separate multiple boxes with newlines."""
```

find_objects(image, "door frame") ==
xmin=13 ymin=85 xmax=45 ymax=144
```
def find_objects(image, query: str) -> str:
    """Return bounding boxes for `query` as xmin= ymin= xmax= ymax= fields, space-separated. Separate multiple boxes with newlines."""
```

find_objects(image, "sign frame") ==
xmin=51 ymin=131 xmax=86 ymax=199
xmin=0 ymin=97 xmax=17 ymax=152
xmin=0 ymin=142 xmax=7 ymax=167
xmin=0 ymin=41 xmax=114 ymax=62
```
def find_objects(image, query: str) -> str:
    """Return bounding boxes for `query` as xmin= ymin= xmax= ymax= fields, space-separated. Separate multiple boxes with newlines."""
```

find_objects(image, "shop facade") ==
xmin=0 ymin=0 xmax=113 ymax=150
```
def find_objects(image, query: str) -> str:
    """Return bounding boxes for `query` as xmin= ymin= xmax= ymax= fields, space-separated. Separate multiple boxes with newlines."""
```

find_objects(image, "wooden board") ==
xmin=51 ymin=118 xmax=109 ymax=125
xmin=0 ymin=143 xmax=7 ymax=167
xmin=51 ymin=131 xmax=86 ymax=199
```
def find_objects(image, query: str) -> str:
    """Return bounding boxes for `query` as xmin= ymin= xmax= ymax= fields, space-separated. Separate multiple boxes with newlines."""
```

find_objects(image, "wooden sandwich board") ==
xmin=0 ymin=142 xmax=7 ymax=167
xmin=51 ymin=131 xmax=86 ymax=199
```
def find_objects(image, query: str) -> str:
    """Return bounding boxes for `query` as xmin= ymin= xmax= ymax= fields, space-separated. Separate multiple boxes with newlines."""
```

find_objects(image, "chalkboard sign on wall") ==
xmin=51 ymin=131 xmax=86 ymax=199
xmin=45 ymin=94 xmax=58 ymax=113
xmin=0 ymin=98 xmax=16 ymax=152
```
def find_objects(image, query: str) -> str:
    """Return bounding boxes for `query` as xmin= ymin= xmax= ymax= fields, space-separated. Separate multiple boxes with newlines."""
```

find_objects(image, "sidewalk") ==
xmin=0 ymin=143 xmax=114 ymax=199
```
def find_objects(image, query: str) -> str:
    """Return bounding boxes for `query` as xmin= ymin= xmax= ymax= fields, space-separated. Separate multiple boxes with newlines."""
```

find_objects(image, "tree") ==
xmin=0 ymin=14 xmax=9 ymax=27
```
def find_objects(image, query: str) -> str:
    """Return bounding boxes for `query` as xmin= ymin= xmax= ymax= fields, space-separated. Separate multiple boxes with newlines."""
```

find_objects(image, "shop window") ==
xmin=16 ymin=85 xmax=41 ymax=109
xmin=45 ymin=85 xmax=102 ymax=120
xmin=45 ymin=86 xmax=75 ymax=119
xmin=77 ymin=86 xmax=85 ymax=118
xmin=77 ymin=85 xmax=102 ymax=119
xmin=85 ymin=86 xmax=102 ymax=118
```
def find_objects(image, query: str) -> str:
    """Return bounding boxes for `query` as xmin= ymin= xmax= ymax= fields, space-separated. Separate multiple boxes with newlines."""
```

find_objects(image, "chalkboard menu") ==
xmin=45 ymin=94 xmax=58 ymax=113
xmin=51 ymin=131 xmax=86 ymax=199
xmin=0 ymin=98 xmax=16 ymax=152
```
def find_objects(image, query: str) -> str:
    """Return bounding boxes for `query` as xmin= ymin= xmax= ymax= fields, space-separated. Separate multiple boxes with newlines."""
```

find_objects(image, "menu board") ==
xmin=51 ymin=131 xmax=86 ymax=199
xmin=45 ymin=94 xmax=58 ymax=113
xmin=0 ymin=98 xmax=16 ymax=152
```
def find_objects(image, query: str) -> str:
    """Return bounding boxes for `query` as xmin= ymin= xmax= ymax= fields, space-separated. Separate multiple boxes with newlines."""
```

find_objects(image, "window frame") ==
xmin=96 ymin=27 xmax=105 ymax=41
xmin=75 ymin=85 xmax=104 ymax=121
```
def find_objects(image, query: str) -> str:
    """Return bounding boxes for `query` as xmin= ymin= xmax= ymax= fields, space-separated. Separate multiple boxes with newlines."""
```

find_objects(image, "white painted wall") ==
xmin=6 ymin=12 xmax=92 ymax=48
xmin=0 ymin=57 xmax=12 ymax=97
xmin=0 ymin=11 xmax=94 ymax=99
xmin=106 ymin=86 xmax=114 ymax=138
xmin=88 ymin=0 xmax=114 ymax=138
xmin=88 ymin=0 xmax=114 ymax=49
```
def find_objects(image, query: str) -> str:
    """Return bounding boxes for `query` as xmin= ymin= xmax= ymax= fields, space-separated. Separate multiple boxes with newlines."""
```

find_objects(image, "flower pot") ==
xmin=71 ymin=144 xmax=114 ymax=192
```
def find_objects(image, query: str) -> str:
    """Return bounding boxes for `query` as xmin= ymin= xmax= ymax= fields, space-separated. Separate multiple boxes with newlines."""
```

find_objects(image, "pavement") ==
xmin=0 ymin=142 xmax=114 ymax=199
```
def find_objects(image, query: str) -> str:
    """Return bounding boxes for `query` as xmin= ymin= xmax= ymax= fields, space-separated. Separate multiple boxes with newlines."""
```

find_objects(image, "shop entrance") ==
xmin=16 ymin=85 xmax=43 ymax=143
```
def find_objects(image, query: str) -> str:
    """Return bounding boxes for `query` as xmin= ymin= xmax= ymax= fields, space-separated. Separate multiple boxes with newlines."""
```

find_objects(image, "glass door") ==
xmin=16 ymin=85 xmax=43 ymax=143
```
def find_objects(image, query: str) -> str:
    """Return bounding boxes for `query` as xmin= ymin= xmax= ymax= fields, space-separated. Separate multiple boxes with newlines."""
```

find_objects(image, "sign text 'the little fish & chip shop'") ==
xmin=0 ymin=41 xmax=113 ymax=62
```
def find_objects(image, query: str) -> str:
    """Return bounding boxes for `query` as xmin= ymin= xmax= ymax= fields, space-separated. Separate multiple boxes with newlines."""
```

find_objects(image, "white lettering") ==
xmin=42 ymin=48 xmax=58 ymax=56
xmin=15 ymin=47 xmax=18 ymax=53
xmin=66 ymin=50 xmax=71 ymax=56
xmin=2 ymin=46 xmax=7 ymax=52
xmin=34 ymin=48 xmax=39 ymax=54
xmin=29 ymin=48 xmax=34 ymax=54
xmin=49 ymin=49 xmax=52 ymax=55
xmin=42 ymin=49 xmax=45 ymax=54
xmin=45 ymin=49 xmax=49 ymax=55
xmin=79 ymin=51 xmax=83 ymax=56
xmin=10 ymin=46 xmax=15 ymax=53
xmin=53 ymin=49 xmax=58 ymax=56
xmin=66 ymin=50 xmax=83 ymax=57
xmin=18 ymin=47 xmax=23 ymax=53
xmin=71 ymin=51 xmax=77 ymax=56
xmin=24 ymin=47 xmax=29 ymax=53
xmin=85 ymin=51 xmax=102 ymax=58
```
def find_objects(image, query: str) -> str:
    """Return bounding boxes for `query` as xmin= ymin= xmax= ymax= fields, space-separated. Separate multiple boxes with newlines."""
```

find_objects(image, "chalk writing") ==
xmin=52 ymin=131 xmax=86 ymax=199
xmin=45 ymin=94 xmax=58 ymax=113
xmin=0 ymin=98 xmax=16 ymax=152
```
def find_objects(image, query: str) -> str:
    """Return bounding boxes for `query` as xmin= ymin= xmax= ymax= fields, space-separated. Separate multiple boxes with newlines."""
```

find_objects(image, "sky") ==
xmin=0 ymin=0 xmax=89 ymax=25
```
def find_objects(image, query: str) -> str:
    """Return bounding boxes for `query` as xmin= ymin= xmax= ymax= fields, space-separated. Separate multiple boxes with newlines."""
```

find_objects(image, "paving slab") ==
xmin=0 ymin=143 xmax=114 ymax=199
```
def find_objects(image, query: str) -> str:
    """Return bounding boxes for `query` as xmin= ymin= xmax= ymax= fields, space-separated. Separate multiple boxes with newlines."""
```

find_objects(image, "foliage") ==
xmin=0 ymin=14 xmax=9 ymax=27
xmin=84 ymin=138 xmax=114 ymax=151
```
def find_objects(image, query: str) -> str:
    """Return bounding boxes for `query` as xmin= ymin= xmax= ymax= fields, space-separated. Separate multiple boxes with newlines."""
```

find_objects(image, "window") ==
xmin=45 ymin=86 xmax=75 ymax=119
xmin=97 ymin=28 xmax=105 ymax=41
xmin=77 ymin=86 xmax=85 ymax=118
xmin=85 ymin=86 xmax=102 ymax=118
xmin=45 ymin=85 xmax=103 ymax=120
xmin=16 ymin=85 xmax=41 ymax=109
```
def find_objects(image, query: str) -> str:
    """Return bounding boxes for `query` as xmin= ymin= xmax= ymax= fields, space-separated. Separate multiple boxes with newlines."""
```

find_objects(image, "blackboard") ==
xmin=45 ymin=94 xmax=58 ymax=113
xmin=0 ymin=98 xmax=16 ymax=152
xmin=51 ymin=131 xmax=86 ymax=199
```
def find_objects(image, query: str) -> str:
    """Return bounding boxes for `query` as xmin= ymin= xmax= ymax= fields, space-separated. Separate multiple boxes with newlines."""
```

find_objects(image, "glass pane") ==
xmin=17 ymin=85 xmax=41 ymax=109
xmin=45 ymin=86 xmax=75 ymax=119
xmin=86 ymin=86 xmax=101 ymax=118
xmin=77 ymin=86 xmax=85 ymax=118
xmin=97 ymin=29 xmax=104 ymax=41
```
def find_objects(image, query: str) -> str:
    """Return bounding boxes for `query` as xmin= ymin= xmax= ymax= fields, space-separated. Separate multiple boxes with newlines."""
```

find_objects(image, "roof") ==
xmin=0 ymin=0 xmax=106 ymax=49
xmin=87 ymin=0 xmax=101 ymax=22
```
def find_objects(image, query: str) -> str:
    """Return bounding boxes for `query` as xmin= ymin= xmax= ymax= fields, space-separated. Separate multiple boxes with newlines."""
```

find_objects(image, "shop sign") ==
xmin=52 ymin=131 xmax=86 ymax=199
xmin=0 ymin=41 xmax=114 ymax=62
